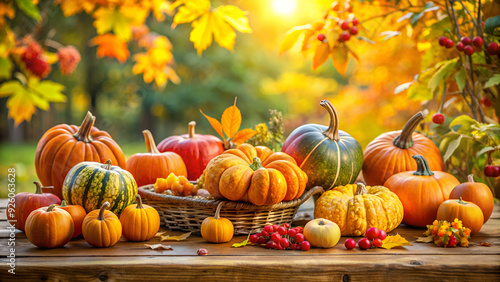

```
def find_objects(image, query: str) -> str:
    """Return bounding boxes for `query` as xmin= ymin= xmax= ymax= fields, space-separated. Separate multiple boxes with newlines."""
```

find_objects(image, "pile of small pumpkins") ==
xmin=7 ymin=99 xmax=495 ymax=249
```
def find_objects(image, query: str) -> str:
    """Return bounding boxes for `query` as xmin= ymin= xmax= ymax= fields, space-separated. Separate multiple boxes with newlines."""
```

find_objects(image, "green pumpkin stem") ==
xmin=355 ymin=183 xmax=367 ymax=195
xmin=60 ymin=200 xmax=68 ymax=207
xmin=393 ymin=111 xmax=426 ymax=149
xmin=46 ymin=204 xmax=57 ymax=212
xmin=136 ymin=194 xmax=144 ymax=209
xmin=250 ymin=157 xmax=264 ymax=171
xmin=412 ymin=155 xmax=434 ymax=176
xmin=143 ymin=130 xmax=160 ymax=154
xmin=320 ymin=100 xmax=340 ymax=141
xmin=188 ymin=121 xmax=196 ymax=139
xmin=74 ymin=111 xmax=95 ymax=143
xmin=214 ymin=202 xmax=224 ymax=220
xmin=467 ymin=174 xmax=475 ymax=182
xmin=102 ymin=159 xmax=112 ymax=170
xmin=97 ymin=202 xmax=110 ymax=221
xmin=457 ymin=197 xmax=466 ymax=205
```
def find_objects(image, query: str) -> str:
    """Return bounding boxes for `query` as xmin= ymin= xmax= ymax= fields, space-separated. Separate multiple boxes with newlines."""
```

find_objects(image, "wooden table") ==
xmin=1 ymin=198 xmax=499 ymax=281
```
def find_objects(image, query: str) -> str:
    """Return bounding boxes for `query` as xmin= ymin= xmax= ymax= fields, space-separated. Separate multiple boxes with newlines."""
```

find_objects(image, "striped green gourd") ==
xmin=62 ymin=159 xmax=137 ymax=215
xmin=282 ymin=100 xmax=363 ymax=190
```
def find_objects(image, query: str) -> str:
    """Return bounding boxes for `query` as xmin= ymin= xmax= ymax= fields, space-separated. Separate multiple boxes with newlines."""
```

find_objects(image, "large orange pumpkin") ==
xmin=35 ymin=111 xmax=126 ymax=198
xmin=363 ymin=111 xmax=444 ymax=186
xmin=384 ymin=155 xmax=460 ymax=227
xmin=449 ymin=174 xmax=494 ymax=223
xmin=126 ymin=130 xmax=187 ymax=187
xmin=203 ymin=143 xmax=308 ymax=205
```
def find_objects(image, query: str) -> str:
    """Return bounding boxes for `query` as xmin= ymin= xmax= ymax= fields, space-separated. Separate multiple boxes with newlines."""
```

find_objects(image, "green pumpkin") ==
xmin=62 ymin=159 xmax=137 ymax=214
xmin=282 ymin=100 xmax=363 ymax=190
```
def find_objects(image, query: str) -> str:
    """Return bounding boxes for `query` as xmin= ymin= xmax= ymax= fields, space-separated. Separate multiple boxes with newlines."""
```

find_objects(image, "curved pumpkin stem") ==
xmin=457 ymin=197 xmax=467 ymax=205
xmin=188 ymin=121 xmax=196 ymax=138
xmin=46 ymin=204 xmax=57 ymax=212
xmin=143 ymin=130 xmax=160 ymax=154
xmin=355 ymin=183 xmax=368 ymax=195
xmin=412 ymin=155 xmax=434 ymax=176
xmin=320 ymin=100 xmax=340 ymax=141
xmin=60 ymin=200 xmax=68 ymax=207
xmin=467 ymin=174 xmax=475 ymax=182
xmin=214 ymin=202 xmax=224 ymax=220
xmin=74 ymin=111 xmax=95 ymax=143
xmin=33 ymin=181 xmax=43 ymax=194
xmin=393 ymin=111 xmax=427 ymax=149
xmin=136 ymin=194 xmax=144 ymax=209
xmin=250 ymin=157 xmax=264 ymax=171
xmin=102 ymin=159 xmax=112 ymax=170
xmin=98 ymin=202 xmax=110 ymax=221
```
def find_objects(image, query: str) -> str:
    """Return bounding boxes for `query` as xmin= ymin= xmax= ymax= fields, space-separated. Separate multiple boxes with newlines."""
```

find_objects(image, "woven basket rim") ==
xmin=138 ymin=185 xmax=324 ymax=210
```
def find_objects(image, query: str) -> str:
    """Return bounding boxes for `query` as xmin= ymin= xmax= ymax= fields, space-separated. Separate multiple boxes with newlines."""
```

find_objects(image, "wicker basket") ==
xmin=138 ymin=185 xmax=324 ymax=235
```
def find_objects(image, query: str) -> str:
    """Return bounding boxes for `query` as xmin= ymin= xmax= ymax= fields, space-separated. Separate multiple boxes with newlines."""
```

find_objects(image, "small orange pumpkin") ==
xmin=82 ymin=202 xmax=122 ymax=247
xmin=119 ymin=195 xmax=160 ymax=242
xmin=437 ymin=198 xmax=484 ymax=235
xmin=58 ymin=200 xmax=87 ymax=238
xmin=126 ymin=130 xmax=187 ymax=187
xmin=384 ymin=155 xmax=460 ymax=227
xmin=201 ymin=202 xmax=234 ymax=243
xmin=25 ymin=204 xmax=74 ymax=248
xmin=449 ymin=174 xmax=494 ymax=223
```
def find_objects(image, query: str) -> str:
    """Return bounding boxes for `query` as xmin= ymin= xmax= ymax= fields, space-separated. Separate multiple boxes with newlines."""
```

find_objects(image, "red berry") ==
xmin=358 ymin=238 xmax=371 ymax=250
xmin=445 ymin=39 xmax=454 ymax=48
xmin=249 ymin=234 xmax=259 ymax=244
xmin=365 ymin=227 xmax=380 ymax=240
xmin=447 ymin=236 xmax=457 ymax=247
xmin=340 ymin=31 xmax=350 ymax=42
xmin=352 ymin=17 xmax=359 ymax=26
xmin=481 ymin=97 xmax=492 ymax=107
xmin=438 ymin=36 xmax=447 ymax=46
xmin=261 ymin=230 xmax=269 ymax=237
xmin=280 ymin=238 xmax=290 ymax=248
xmin=372 ymin=238 xmax=383 ymax=248
xmin=271 ymin=224 xmax=279 ymax=232
xmin=27 ymin=56 xmax=51 ymax=78
xmin=269 ymin=241 xmax=278 ymax=249
xmin=378 ymin=230 xmax=387 ymax=241
xmin=485 ymin=165 xmax=500 ymax=177
xmin=461 ymin=36 xmax=472 ymax=45
xmin=57 ymin=45 xmax=80 ymax=75
xmin=294 ymin=233 xmax=305 ymax=244
xmin=22 ymin=41 xmax=43 ymax=63
xmin=277 ymin=226 xmax=287 ymax=236
xmin=350 ymin=26 xmax=358 ymax=35
xmin=432 ymin=113 xmax=445 ymax=124
xmin=340 ymin=21 xmax=350 ymax=30
xmin=197 ymin=248 xmax=209 ymax=255
xmin=265 ymin=240 xmax=273 ymax=249
xmin=300 ymin=241 xmax=311 ymax=251
xmin=344 ymin=238 xmax=356 ymax=250
xmin=290 ymin=243 xmax=298 ymax=250
xmin=464 ymin=45 xmax=474 ymax=56
xmin=283 ymin=223 xmax=290 ymax=229
xmin=294 ymin=226 xmax=303 ymax=233
xmin=456 ymin=42 xmax=465 ymax=51
xmin=271 ymin=232 xmax=282 ymax=243
xmin=473 ymin=36 xmax=483 ymax=47
xmin=487 ymin=42 xmax=499 ymax=55
xmin=317 ymin=33 xmax=326 ymax=42
xmin=287 ymin=228 xmax=297 ymax=238
xmin=264 ymin=225 xmax=272 ymax=233
xmin=257 ymin=237 xmax=268 ymax=245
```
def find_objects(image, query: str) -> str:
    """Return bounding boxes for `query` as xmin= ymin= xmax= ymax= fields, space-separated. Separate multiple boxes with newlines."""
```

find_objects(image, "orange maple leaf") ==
xmin=90 ymin=34 xmax=130 ymax=63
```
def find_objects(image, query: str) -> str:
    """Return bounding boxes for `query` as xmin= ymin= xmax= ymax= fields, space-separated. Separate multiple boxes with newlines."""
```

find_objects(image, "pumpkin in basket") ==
xmin=383 ymin=155 xmax=460 ymax=227
xmin=203 ymin=143 xmax=308 ymax=206
xmin=126 ymin=130 xmax=187 ymax=187
xmin=35 ymin=111 xmax=126 ymax=198
xmin=314 ymin=183 xmax=403 ymax=236
xmin=62 ymin=159 xmax=137 ymax=215
xmin=157 ymin=121 xmax=224 ymax=181
xmin=201 ymin=202 xmax=234 ymax=243
xmin=282 ymin=100 xmax=363 ymax=190
xmin=363 ymin=111 xmax=444 ymax=186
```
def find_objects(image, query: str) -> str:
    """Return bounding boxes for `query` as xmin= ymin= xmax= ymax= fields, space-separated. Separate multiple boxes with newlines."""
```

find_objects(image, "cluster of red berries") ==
xmin=317 ymin=18 xmax=359 ymax=43
xmin=57 ymin=45 xmax=81 ymax=75
xmin=21 ymin=41 xmax=51 ymax=78
xmin=249 ymin=223 xmax=311 ymax=251
xmin=439 ymin=35 xmax=499 ymax=56
xmin=484 ymin=165 xmax=500 ymax=178
xmin=344 ymin=227 xmax=387 ymax=250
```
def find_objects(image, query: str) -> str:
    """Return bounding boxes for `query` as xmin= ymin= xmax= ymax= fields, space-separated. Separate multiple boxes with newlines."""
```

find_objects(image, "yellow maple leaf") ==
xmin=216 ymin=5 xmax=252 ymax=33
xmin=55 ymin=0 xmax=97 ymax=17
xmin=119 ymin=3 xmax=149 ymax=27
xmin=381 ymin=234 xmax=413 ymax=249
xmin=160 ymin=232 xmax=191 ymax=241
xmin=170 ymin=0 xmax=210 ymax=28
xmin=279 ymin=24 xmax=312 ymax=55
xmin=93 ymin=6 xmax=134 ymax=41
xmin=313 ymin=42 xmax=330 ymax=70
xmin=146 ymin=0 xmax=172 ymax=21
xmin=91 ymin=34 xmax=130 ymax=63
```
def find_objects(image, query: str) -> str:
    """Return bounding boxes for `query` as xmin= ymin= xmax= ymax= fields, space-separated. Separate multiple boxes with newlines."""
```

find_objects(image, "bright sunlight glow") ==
xmin=272 ymin=0 xmax=297 ymax=16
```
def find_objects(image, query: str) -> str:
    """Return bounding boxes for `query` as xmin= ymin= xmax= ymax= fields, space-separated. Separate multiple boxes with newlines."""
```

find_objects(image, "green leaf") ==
xmin=443 ymin=135 xmax=462 ymax=162
xmin=476 ymin=146 xmax=495 ymax=158
xmin=428 ymin=58 xmax=458 ymax=94
xmin=455 ymin=69 xmax=466 ymax=91
xmin=0 ymin=58 xmax=12 ymax=79
xmin=232 ymin=234 xmax=251 ymax=248
xmin=27 ymin=79 xmax=66 ymax=102
xmin=411 ymin=12 xmax=424 ymax=26
xmin=449 ymin=115 xmax=480 ymax=133
xmin=484 ymin=15 xmax=500 ymax=34
xmin=15 ymin=0 xmax=41 ymax=21
xmin=394 ymin=82 xmax=414 ymax=94
xmin=0 ymin=81 xmax=22 ymax=98
xmin=484 ymin=74 xmax=500 ymax=88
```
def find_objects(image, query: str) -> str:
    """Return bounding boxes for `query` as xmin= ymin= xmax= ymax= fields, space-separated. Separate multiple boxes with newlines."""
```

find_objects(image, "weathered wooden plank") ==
xmin=1 ymin=255 xmax=499 ymax=281
xmin=0 ymin=199 xmax=7 ymax=209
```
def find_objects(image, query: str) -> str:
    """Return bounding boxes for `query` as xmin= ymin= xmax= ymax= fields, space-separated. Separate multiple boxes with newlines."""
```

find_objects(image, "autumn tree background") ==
xmin=1 ymin=0 xmax=499 ymax=197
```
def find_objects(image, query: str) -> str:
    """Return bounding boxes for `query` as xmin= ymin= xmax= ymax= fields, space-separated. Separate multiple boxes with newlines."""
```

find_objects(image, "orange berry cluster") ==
xmin=154 ymin=173 xmax=197 ymax=196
